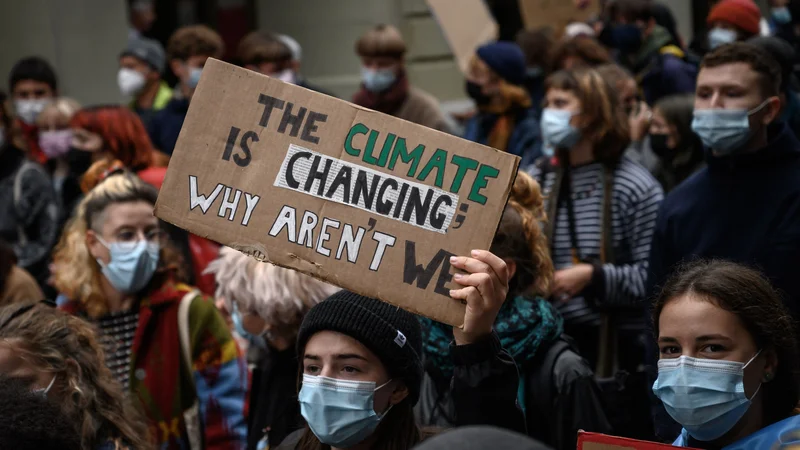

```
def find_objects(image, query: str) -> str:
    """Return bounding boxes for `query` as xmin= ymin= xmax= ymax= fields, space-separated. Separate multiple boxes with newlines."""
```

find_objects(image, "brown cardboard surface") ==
xmin=425 ymin=0 xmax=498 ymax=74
xmin=519 ymin=0 xmax=600 ymax=31
xmin=154 ymin=59 xmax=519 ymax=327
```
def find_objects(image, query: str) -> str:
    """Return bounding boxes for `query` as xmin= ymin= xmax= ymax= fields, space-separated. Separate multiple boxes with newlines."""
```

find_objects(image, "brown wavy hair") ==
xmin=53 ymin=159 xmax=185 ymax=318
xmin=0 ymin=302 xmax=151 ymax=450
xmin=545 ymin=68 xmax=631 ymax=162
xmin=548 ymin=36 xmax=612 ymax=72
xmin=491 ymin=171 xmax=553 ymax=297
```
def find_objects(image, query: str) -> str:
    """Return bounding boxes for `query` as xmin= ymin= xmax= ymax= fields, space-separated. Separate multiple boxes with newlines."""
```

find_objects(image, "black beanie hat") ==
xmin=296 ymin=291 xmax=424 ymax=404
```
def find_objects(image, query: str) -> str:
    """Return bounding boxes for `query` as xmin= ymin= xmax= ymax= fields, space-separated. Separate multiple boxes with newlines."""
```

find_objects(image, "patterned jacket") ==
xmin=63 ymin=280 xmax=248 ymax=450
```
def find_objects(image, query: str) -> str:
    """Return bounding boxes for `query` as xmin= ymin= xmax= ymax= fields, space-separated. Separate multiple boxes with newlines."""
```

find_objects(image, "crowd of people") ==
xmin=2 ymin=0 xmax=800 ymax=449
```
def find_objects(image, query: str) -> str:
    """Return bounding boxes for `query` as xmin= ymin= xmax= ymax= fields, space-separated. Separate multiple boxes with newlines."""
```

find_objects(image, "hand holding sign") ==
xmin=450 ymin=250 xmax=509 ymax=345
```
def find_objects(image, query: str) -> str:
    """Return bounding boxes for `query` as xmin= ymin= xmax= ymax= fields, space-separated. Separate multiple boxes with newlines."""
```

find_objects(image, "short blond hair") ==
xmin=205 ymin=247 xmax=340 ymax=330
xmin=36 ymin=97 xmax=80 ymax=128
xmin=355 ymin=24 xmax=406 ymax=58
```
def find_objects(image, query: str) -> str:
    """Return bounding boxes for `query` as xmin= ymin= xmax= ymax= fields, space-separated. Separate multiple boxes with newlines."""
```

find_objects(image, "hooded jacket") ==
xmin=629 ymin=26 xmax=697 ymax=105
xmin=648 ymin=122 xmax=800 ymax=321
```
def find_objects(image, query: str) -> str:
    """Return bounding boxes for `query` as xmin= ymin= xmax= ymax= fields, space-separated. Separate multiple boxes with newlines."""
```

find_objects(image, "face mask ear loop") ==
xmin=743 ymin=349 xmax=763 ymax=401
xmin=748 ymin=99 xmax=775 ymax=116
xmin=43 ymin=374 xmax=57 ymax=394
xmin=374 ymin=379 xmax=395 ymax=418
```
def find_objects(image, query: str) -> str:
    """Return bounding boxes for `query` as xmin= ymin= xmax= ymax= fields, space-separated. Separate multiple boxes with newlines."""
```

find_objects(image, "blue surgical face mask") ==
xmin=541 ymin=108 xmax=582 ymax=150
xmin=97 ymin=238 xmax=160 ymax=294
xmin=691 ymin=100 xmax=771 ymax=156
xmin=708 ymin=27 xmax=737 ymax=50
xmin=652 ymin=351 xmax=762 ymax=442
xmin=361 ymin=67 xmax=397 ymax=93
xmin=299 ymin=374 xmax=394 ymax=448
xmin=187 ymin=67 xmax=203 ymax=89
xmin=231 ymin=302 xmax=267 ymax=351
xmin=772 ymin=7 xmax=793 ymax=25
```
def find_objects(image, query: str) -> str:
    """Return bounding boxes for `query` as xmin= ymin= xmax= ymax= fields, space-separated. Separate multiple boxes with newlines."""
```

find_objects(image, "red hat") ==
xmin=707 ymin=0 xmax=762 ymax=36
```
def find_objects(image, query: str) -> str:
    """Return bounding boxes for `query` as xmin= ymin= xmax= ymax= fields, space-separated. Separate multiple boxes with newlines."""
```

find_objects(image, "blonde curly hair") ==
xmin=0 ymin=302 xmax=151 ymax=450
xmin=490 ymin=171 xmax=554 ymax=297
xmin=205 ymin=247 xmax=339 ymax=335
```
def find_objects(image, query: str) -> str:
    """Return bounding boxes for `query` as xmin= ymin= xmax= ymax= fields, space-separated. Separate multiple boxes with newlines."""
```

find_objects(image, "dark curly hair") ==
xmin=652 ymin=259 xmax=800 ymax=427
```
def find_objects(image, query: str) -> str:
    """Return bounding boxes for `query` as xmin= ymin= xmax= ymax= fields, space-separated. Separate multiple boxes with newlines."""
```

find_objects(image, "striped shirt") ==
xmin=527 ymin=156 xmax=664 ymax=330
xmin=98 ymin=310 xmax=140 ymax=390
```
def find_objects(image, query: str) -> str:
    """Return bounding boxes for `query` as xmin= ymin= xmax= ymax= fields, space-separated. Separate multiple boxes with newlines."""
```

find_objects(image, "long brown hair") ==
xmin=0 ymin=302 xmax=152 ymax=450
xmin=491 ymin=171 xmax=553 ymax=297
xmin=653 ymin=260 xmax=800 ymax=426
xmin=545 ymin=68 xmax=631 ymax=162
xmin=296 ymin=400 xmax=421 ymax=450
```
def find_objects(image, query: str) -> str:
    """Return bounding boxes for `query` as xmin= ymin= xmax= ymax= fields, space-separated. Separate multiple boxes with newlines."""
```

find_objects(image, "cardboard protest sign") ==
xmin=154 ymin=59 xmax=519 ymax=327
xmin=577 ymin=432 xmax=700 ymax=450
xmin=519 ymin=0 xmax=600 ymax=31
xmin=426 ymin=0 xmax=497 ymax=74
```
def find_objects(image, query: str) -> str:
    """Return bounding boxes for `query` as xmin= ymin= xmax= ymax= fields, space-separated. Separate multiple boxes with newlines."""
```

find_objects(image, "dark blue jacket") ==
xmin=647 ymin=122 xmax=800 ymax=320
xmin=146 ymin=97 xmax=189 ymax=156
xmin=463 ymin=107 xmax=542 ymax=167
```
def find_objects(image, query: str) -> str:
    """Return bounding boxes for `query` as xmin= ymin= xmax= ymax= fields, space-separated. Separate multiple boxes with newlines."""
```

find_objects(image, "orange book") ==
xmin=577 ymin=431 xmax=700 ymax=449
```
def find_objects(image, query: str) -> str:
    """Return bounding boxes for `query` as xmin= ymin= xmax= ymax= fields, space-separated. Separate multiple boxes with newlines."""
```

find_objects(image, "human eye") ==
xmin=304 ymin=365 xmax=320 ymax=375
xmin=701 ymin=344 xmax=726 ymax=354
xmin=342 ymin=366 xmax=362 ymax=374
xmin=145 ymin=228 xmax=165 ymax=242
xmin=659 ymin=345 xmax=681 ymax=356
xmin=116 ymin=230 xmax=136 ymax=242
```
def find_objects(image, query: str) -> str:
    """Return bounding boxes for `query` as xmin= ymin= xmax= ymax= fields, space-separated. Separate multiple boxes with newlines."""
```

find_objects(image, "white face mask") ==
xmin=708 ymin=27 xmax=737 ymax=49
xmin=15 ymin=98 xmax=50 ymax=125
xmin=275 ymin=69 xmax=296 ymax=84
xmin=118 ymin=68 xmax=147 ymax=97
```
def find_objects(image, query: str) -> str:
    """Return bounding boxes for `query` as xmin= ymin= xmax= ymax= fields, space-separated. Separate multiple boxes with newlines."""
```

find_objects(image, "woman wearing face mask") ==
xmin=276 ymin=250 xmax=526 ymax=449
xmin=417 ymin=172 xmax=612 ymax=450
xmin=36 ymin=98 xmax=83 ymax=215
xmin=352 ymin=24 xmax=454 ymax=134
xmin=528 ymin=68 xmax=664 ymax=375
xmin=0 ymin=301 xmax=152 ymax=449
xmin=206 ymin=247 xmax=340 ymax=450
xmin=706 ymin=0 xmax=762 ymax=50
xmin=69 ymin=105 xmax=168 ymax=184
xmin=53 ymin=160 xmax=248 ymax=450
xmin=463 ymin=41 xmax=542 ymax=168
xmin=647 ymin=94 xmax=705 ymax=192
xmin=652 ymin=260 xmax=800 ymax=448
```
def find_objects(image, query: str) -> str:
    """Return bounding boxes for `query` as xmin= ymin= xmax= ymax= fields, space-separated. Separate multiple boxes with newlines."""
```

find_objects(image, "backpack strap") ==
xmin=178 ymin=289 xmax=203 ymax=450
xmin=527 ymin=337 xmax=573 ymax=433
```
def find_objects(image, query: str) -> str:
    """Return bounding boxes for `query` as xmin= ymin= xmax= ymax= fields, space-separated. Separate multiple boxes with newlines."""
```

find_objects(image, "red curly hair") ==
xmin=69 ymin=106 xmax=154 ymax=171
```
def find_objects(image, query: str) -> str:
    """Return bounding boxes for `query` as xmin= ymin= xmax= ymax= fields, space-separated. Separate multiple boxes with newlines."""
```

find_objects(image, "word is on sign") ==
xmin=154 ymin=59 xmax=519 ymax=327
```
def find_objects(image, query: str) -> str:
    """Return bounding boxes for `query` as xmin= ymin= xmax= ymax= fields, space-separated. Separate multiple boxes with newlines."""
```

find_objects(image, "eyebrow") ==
xmin=696 ymin=334 xmax=733 ymax=342
xmin=657 ymin=337 xmax=679 ymax=344
xmin=303 ymin=353 xmax=368 ymax=362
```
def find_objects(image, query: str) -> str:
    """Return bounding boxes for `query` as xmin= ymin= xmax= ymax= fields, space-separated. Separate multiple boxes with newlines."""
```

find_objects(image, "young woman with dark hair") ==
xmin=652 ymin=259 xmax=800 ymax=448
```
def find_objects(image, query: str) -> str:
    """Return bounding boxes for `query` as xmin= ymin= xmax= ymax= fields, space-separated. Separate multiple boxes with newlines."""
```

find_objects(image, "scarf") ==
xmin=352 ymin=70 xmax=410 ymax=115
xmin=420 ymin=295 xmax=563 ymax=380
xmin=478 ymin=83 xmax=532 ymax=152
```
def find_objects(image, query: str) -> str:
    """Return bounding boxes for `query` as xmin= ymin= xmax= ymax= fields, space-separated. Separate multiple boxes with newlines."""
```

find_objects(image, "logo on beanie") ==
xmin=394 ymin=330 xmax=407 ymax=348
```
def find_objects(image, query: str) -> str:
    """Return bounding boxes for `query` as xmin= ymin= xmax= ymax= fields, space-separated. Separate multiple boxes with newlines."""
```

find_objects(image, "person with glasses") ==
xmin=0 ymin=301 xmax=151 ymax=450
xmin=53 ymin=159 xmax=248 ymax=450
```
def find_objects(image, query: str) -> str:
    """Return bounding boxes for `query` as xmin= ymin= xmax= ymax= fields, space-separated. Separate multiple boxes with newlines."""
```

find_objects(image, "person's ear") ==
xmin=85 ymin=229 xmax=106 ymax=261
xmin=290 ymin=60 xmax=301 ymax=72
xmin=503 ymin=258 xmax=517 ymax=280
xmin=147 ymin=68 xmax=160 ymax=82
xmin=762 ymin=348 xmax=779 ymax=383
xmin=389 ymin=381 xmax=409 ymax=406
xmin=762 ymin=96 xmax=783 ymax=125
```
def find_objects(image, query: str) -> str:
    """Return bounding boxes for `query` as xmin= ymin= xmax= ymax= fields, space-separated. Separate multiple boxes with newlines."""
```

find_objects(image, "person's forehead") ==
xmin=660 ymin=294 xmax=747 ymax=339
xmin=102 ymin=201 xmax=157 ymax=229
xmin=698 ymin=62 xmax=760 ymax=87
xmin=120 ymin=55 xmax=147 ymax=66
xmin=306 ymin=330 xmax=376 ymax=360
xmin=13 ymin=79 xmax=52 ymax=93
